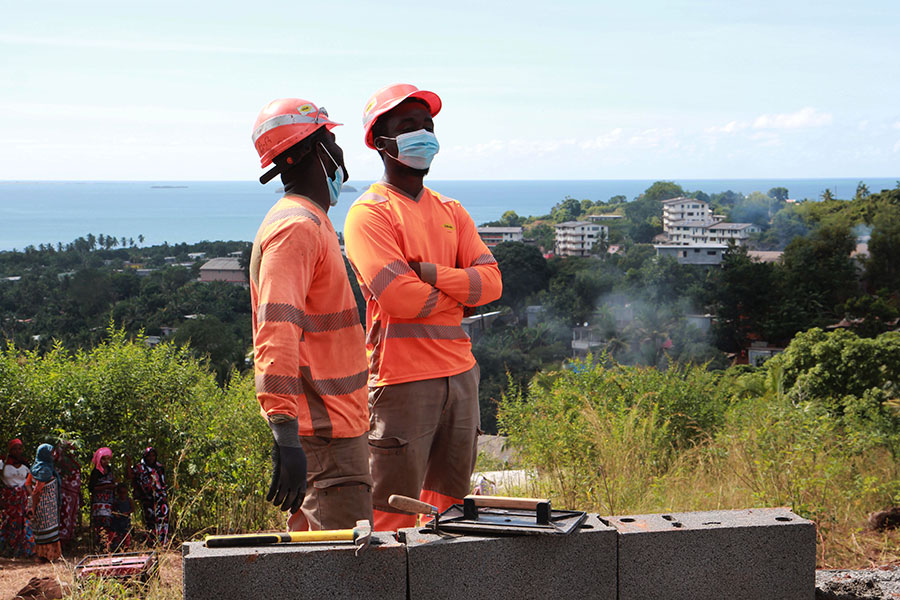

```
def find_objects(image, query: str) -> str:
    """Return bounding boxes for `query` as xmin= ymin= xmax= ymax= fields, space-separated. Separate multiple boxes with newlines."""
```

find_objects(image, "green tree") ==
xmin=491 ymin=242 xmax=551 ymax=313
xmin=864 ymin=205 xmax=900 ymax=293
xmin=709 ymin=245 xmax=777 ymax=351
xmin=641 ymin=181 xmax=685 ymax=202
xmin=768 ymin=187 xmax=789 ymax=202
xmin=855 ymin=181 xmax=871 ymax=200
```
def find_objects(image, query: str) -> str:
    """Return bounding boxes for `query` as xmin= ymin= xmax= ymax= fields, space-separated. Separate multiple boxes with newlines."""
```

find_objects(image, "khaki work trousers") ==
xmin=287 ymin=432 xmax=374 ymax=531
xmin=368 ymin=364 xmax=480 ymax=531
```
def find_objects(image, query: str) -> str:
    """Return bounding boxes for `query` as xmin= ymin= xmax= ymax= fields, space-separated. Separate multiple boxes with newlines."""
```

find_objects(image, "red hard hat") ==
xmin=362 ymin=83 xmax=442 ymax=149
xmin=252 ymin=98 xmax=342 ymax=168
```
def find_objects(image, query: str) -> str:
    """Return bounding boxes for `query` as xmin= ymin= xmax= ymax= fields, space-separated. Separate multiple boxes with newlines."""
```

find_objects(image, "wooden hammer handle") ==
xmin=464 ymin=495 xmax=550 ymax=510
xmin=388 ymin=494 xmax=438 ymax=515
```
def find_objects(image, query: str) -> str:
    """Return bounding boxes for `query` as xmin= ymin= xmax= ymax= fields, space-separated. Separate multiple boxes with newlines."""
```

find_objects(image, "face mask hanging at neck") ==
xmin=318 ymin=143 xmax=345 ymax=206
xmin=382 ymin=129 xmax=440 ymax=170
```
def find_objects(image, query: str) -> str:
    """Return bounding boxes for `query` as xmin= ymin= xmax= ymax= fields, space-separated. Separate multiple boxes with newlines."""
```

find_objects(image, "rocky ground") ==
xmin=816 ymin=567 xmax=900 ymax=599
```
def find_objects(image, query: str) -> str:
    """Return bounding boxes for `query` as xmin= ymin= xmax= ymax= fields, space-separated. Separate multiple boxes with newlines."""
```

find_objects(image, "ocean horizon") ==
xmin=1 ymin=177 xmax=897 ymax=252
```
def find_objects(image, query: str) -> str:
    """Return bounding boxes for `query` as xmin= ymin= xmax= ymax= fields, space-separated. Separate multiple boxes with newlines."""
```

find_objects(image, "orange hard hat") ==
xmin=252 ymin=98 xmax=342 ymax=168
xmin=362 ymin=83 xmax=442 ymax=149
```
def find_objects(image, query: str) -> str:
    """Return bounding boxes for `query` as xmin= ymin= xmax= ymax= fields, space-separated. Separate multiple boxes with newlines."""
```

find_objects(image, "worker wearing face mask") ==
xmin=249 ymin=98 xmax=372 ymax=531
xmin=344 ymin=84 xmax=503 ymax=531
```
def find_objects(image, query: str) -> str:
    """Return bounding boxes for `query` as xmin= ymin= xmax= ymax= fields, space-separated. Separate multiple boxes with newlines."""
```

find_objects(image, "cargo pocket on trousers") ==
xmin=368 ymin=436 xmax=408 ymax=455
xmin=312 ymin=476 xmax=373 ymax=530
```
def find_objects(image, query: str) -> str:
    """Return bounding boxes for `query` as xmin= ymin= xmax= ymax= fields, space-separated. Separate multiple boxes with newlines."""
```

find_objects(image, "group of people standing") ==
xmin=0 ymin=439 xmax=170 ymax=560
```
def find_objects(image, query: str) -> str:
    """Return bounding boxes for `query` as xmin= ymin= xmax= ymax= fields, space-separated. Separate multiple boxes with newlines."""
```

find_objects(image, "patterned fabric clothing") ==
xmin=58 ymin=470 xmax=80 ymax=542
xmin=89 ymin=467 xmax=115 ymax=548
xmin=134 ymin=460 xmax=169 ymax=544
xmin=30 ymin=477 xmax=60 ymax=545
xmin=0 ymin=484 xmax=35 ymax=558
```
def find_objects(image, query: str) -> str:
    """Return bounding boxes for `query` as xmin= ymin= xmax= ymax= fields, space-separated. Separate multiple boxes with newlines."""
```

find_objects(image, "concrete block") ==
xmin=402 ymin=513 xmax=616 ymax=600
xmin=182 ymin=531 xmax=405 ymax=600
xmin=608 ymin=507 xmax=815 ymax=600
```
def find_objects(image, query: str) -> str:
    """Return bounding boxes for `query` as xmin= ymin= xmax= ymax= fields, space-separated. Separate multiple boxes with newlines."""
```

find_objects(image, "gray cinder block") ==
xmin=182 ymin=532 xmax=405 ymax=600
xmin=402 ymin=514 xmax=617 ymax=600
xmin=608 ymin=507 xmax=815 ymax=600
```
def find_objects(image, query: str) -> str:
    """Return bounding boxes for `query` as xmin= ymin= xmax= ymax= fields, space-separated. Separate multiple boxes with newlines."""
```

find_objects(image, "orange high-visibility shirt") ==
xmin=344 ymin=182 xmax=502 ymax=387
xmin=250 ymin=195 xmax=368 ymax=438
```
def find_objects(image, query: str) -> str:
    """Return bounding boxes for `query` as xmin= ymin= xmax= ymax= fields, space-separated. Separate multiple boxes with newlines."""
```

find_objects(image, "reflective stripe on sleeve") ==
xmin=256 ymin=373 xmax=303 ymax=397
xmin=263 ymin=205 xmax=321 ymax=228
xmin=385 ymin=323 xmax=468 ymax=340
xmin=257 ymin=303 xmax=360 ymax=332
xmin=464 ymin=268 xmax=483 ymax=305
xmin=309 ymin=370 xmax=368 ymax=397
xmin=369 ymin=260 xmax=413 ymax=298
xmin=415 ymin=288 xmax=440 ymax=319
xmin=470 ymin=253 xmax=497 ymax=266
xmin=256 ymin=370 xmax=367 ymax=399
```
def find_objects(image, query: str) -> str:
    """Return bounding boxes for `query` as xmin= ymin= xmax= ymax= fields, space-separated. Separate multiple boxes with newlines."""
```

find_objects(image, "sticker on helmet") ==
xmin=364 ymin=99 xmax=376 ymax=115
xmin=297 ymin=104 xmax=314 ymax=114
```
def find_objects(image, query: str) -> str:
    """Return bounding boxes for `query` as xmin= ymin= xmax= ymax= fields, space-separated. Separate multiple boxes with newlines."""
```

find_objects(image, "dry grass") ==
xmin=0 ymin=550 xmax=182 ymax=599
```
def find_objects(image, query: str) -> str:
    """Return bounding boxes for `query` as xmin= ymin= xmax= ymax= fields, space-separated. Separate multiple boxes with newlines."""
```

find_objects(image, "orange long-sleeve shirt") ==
xmin=344 ymin=182 xmax=502 ymax=387
xmin=250 ymin=195 xmax=368 ymax=438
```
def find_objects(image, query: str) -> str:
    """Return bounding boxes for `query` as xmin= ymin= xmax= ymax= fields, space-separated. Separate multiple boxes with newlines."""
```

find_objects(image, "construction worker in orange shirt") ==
xmin=344 ymin=84 xmax=503 ymax=531
xmin=249 ymin=98 xmax=372 ymax=531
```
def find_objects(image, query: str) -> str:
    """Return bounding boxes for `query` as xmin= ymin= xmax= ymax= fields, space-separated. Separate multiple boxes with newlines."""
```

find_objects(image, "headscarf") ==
xmin=92 ymin=447 xmax=112 ymax=474
xmin=31 ymin=443 xmax=58 ymax=483
xmin=5 ymin=438 xmax=25 ymax=467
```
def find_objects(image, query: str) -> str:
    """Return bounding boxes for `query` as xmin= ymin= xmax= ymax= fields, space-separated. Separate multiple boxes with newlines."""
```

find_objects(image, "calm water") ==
xmin=1 ymin=178 xmax=897 ymax=251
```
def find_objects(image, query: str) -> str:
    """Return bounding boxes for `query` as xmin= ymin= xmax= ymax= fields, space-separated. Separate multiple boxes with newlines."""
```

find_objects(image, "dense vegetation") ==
xmin=0 ymin=327 xmax=275 ymax=537
xmin=499 ymin=328 xmax=900 ymax=567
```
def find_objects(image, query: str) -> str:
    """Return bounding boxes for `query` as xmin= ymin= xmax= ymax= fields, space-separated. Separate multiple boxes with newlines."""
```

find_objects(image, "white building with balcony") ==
xmin=476 ymin=227 xmax=524 ymax=248
xmin=661 ymin=197 xmax=713 ymax=231
xmin=554 ymin=221 xmax=607 ymax=257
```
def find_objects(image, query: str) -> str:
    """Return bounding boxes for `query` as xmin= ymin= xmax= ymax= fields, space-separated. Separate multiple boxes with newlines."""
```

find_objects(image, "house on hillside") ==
xmin=477 ymin=227 xmax=523 ymax=248
xmin=654 ymin=244 xmax=728 ymax=266
xmin=661 ymin=197 xmax=713 ymax=230
xmin=554 ymin=221 xmax=608 ymax=256
xmin=199 ymin=257 xmax=246 ymax=285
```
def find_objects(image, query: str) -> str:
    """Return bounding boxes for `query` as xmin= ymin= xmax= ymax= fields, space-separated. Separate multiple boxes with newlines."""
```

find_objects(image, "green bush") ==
xmin=0 ymin=326 xmax=276 ymax=537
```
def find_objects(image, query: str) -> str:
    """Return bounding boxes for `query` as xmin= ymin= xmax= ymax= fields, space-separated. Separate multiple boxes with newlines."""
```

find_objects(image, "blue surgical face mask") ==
xmin=383 ymin=129 xmax=440 ymax=170
xmin=318 ymin=143 xmax=345 ymax=206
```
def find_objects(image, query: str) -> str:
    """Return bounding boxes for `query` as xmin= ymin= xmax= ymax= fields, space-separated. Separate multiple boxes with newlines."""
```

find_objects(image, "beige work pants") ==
xmin=368 ymin=364 xmax=481 ymax=530
xmin=287 ymin=432 xmax=374 ymax=531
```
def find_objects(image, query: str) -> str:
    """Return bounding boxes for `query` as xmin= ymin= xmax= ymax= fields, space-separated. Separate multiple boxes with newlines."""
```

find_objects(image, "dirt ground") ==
xmin=0 ymin=550 xmax=182 ymax=599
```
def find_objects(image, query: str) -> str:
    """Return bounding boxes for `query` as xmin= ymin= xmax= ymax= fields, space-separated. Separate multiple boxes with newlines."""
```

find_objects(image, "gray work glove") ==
xmin=267 ymin=418 xmax=308 ymax=513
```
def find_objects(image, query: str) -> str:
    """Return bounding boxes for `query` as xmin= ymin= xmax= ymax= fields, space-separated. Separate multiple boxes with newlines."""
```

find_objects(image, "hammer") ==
xmin=205 ymin=519 xmax=374 ymax=556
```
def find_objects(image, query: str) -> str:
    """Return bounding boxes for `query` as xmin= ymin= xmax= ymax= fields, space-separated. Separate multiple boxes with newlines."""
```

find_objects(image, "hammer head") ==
xmin=352 ymin=519 xmax=372 ymax=556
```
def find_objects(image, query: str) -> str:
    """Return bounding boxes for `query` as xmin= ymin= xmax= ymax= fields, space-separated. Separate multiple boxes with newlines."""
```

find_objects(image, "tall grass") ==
xmin=498 ymin=347 xmax=900 ymax=568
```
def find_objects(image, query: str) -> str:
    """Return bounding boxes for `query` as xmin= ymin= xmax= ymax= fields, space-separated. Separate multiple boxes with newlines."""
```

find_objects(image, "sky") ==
xmin=1 ymin=0 xmax=898 ymax=181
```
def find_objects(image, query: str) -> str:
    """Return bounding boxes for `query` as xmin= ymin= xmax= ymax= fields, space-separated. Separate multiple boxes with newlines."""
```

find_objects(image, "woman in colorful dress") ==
xmin=0 ymin=439 xmax=36 ymax=558
xmin=133 ymin=447 xmax=169 ymax=544
xmin=53 ymin=442 xmax=81 ymax=545
xmin=88 ymin=447 xmax=115 ymax=551
xmin=27 ymin=444 xmax=61 ymax=561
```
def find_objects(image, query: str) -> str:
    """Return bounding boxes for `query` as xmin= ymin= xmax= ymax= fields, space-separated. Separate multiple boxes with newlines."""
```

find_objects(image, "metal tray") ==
xmin=435 ymin=497 xmax=587 ymax=535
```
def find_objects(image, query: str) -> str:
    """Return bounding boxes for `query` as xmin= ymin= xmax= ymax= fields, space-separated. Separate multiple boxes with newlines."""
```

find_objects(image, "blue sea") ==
xmin=1 ymin=178 xmax=897 ymax=251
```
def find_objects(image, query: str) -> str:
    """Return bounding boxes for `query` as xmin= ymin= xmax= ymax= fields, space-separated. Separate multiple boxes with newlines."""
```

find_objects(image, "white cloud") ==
xmin=752 ymin=107 xmax=833 ymax=130
xmin=579 ymin=128 xmax=623 ymax=150
xmin=627 ymin=128 xmax=676 ymax=149
xmin=893 ymin=121 xmax=900 ymax=130
xmin=705 ymin=120 xmax=749 ymax=134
